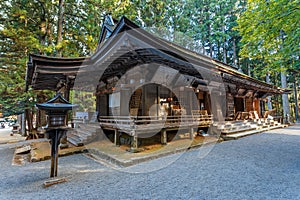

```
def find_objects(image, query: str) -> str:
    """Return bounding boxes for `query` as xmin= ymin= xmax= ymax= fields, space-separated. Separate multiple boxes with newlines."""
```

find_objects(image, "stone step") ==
xmin=222 ymin=126 xmax=257 ymax=135
xmin=67 ymin=134 xmax=84 ymax=146
xmin=75 ymin=129 xmax=94 ymax=138
xmin=67 ymin=131 xmax=91 ymax=142
xmin=222 ymin=129 xmax=260 ymax=140
xmin=71 ymin=132 xmax=95 ymax=144
xmin=222 ymin=123 xmax=285 ymax=140
xmin=67 ymin=124 xmax=98 ymax=146
xmin=217 ymin=119 xmax=283 ymax=136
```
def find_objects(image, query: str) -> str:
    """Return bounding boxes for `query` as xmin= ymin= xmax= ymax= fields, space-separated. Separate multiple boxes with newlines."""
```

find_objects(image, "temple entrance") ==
xmin=234 ymin=98 xmax=244 ymax=112
xmin=128 ymin=84 xmax=186 ymax=118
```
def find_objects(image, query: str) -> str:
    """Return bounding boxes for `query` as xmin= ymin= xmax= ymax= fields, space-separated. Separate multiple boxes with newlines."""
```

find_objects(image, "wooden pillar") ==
xmin=189 ymin=127 xmax=194 ymax=140
xmin=98 ymin=94 xmax=108 ymax=116
xmin=141 ymin=86 xmax=146 ymax=116
xmin=130 ymin=130 xmax=139 ymax=152
xmin=260 ymin=100 xmax=265 ymax=117
xmin=188 ymin=90 xmax=196 ymax=114
xmin=205 ymin=92 xmax=212 ymax=115
xmin=120 ymin=88 xmax=131 ymax=116
xmin=48 ymin=129 xmax=66 ymax=177
xmin=144 ymin=84 xmax=157 ymax=116
xmin=253 ymin=98 xmax=261 ymax=117
xmin=114 ymin=129 xmax=120 ymax=146
xmin=64 ymin=81 xmax=70 ymax=101
xmin=62 ymin=78 xmax=71 ymax=148
xmin=161 ymin=128 xmax=167 ymax=145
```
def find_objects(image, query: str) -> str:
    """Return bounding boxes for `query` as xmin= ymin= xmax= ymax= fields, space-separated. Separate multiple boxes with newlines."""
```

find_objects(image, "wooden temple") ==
xmin=26 ymin=16 xmax=284 ymax=150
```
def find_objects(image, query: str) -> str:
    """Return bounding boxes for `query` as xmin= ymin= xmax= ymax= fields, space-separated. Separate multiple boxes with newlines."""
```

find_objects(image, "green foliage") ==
xmin=0 ymin=0 xmax=137 ymax=116
xmin=3 ymin=0 xmax=289 ymax=116
xmin=71 ymin=91 xmax=96 ymax=112
xmin=236 ymin=0 xmax=300 ymax=77
xmin=130 ymin=0 xmax=241 ymax=66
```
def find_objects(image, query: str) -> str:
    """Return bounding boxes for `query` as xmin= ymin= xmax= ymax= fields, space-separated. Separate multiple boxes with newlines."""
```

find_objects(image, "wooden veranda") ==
xmin=99 ymin=113 xmax=213 ymax=149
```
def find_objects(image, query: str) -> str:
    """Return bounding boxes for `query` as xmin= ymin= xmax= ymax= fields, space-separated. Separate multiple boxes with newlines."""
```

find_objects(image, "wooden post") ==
xmin=50 ymin=130 xmax=60 ymax=177
xmin=114 ymin=129 xmax=120 ymax=146
xmin=189 ymin=127 xmax=194 ymax=140
xmin=130 ymin=130 xmax=139 ymax=152
xmin=120 ymin=88 xmax=131 ymax=116
xmin=161 ymin=128 xmax=167 ymax=145
xmin=47 ymin=129 xmax=66 ymax=177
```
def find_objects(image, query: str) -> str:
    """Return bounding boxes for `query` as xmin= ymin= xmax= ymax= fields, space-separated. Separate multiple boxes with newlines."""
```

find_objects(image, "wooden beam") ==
xmin=43 ymin=178 xmax=67 ymax=188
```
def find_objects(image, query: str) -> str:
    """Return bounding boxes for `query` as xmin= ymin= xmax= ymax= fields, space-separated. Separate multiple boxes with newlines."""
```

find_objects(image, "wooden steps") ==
xmin=67 ymin=123 xmax=99 ymax=146
xmin=222 ymin=123 xmax=285 ymax=140
xmin=214 ymin=119 xmax=285 ymax=141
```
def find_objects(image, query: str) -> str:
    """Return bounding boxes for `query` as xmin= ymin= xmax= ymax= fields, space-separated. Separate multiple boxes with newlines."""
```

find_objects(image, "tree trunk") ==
xmin=248 ymin=62 xmax=251 ymax=77
xmin=209 ymin=41 xmax=213 ymax=58
xmin=223 ymin=41 xmax=226 ymax=63
xmin=281 ymin=70 xmax=290 ymax=123
xmin=222 ymin=25 xmax=226 ymax=63
xmin=25 ymin=109 xmax=33 ymax=136
xmin=266 ymin=73 xmax=272 ymax=110
xmin=57 ymin=0 xmax=64 ymax=57
xmin=293 ymin=75 xmax=299 ymax=122
xmin=217 ymin=41 xmax=221 ymax=60
xmin=207 ymin=23 xmax=213 ymax=58
xmin=232 ymin=37 xmax=237 ymax=67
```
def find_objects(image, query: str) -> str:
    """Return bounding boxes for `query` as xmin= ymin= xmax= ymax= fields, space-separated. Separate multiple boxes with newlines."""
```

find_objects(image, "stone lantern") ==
xmin=36 ymin=93 xmax=77 ymax=177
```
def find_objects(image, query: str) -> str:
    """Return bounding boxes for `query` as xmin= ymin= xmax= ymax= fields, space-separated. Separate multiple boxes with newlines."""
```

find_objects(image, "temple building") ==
xmin=26 ymin=16 xmax=285 ymax=150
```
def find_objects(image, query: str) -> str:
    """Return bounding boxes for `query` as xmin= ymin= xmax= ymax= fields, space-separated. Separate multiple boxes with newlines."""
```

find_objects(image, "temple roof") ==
xmin=26 ymin=16 xmax=284 ymax=96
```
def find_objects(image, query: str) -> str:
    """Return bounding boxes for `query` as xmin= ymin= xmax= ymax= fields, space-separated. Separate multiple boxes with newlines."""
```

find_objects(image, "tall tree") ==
xmin=0 ymin=0 xmax=134 ymax=133
xmin=236 ymin=0 xmax=300 ymax=120
xmin=180 ymin=0 xmax=241 ymax=66
xmin=56 ymin=0 xmax=64 ymax=57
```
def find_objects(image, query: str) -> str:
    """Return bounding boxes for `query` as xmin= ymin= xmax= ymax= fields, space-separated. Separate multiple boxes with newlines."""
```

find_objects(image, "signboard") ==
xmin=75 ymin=112 xmax=89 ymax=119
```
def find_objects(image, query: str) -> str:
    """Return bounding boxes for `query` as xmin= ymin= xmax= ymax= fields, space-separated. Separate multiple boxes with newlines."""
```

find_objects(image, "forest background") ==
xmin=0 ymin=0 xmax=299 ymax=132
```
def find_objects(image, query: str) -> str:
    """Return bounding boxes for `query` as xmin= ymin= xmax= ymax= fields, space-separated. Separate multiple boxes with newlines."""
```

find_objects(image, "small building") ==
xmin=26 ymin=16 xmax=284 ymax=149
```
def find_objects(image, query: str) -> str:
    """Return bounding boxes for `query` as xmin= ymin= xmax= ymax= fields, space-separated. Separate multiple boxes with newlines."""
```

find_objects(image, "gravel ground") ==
xmin=0 ymin=126 xmax=299 ymax=200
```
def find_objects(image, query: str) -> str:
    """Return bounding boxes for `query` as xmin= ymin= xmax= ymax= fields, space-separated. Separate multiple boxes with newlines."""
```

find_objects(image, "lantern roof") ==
xmin=36 ymin=93 xmax=78 ymax=111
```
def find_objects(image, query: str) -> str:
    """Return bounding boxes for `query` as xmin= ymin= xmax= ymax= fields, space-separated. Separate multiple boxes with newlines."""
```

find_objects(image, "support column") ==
xmin=98 ymin=94 xmax=108 ymax=116
xmin=130 ymin=130 xmax=139 ymax=152
xmin=120 ymin=88 xmax=131 ymax=116
xmin=114 ymin=129 xmax=120 ymax=146
xmin=48 ymin=129 xmax=66 ymax=177
xmin=189 ymin=127 xmax=194 ymax=140
xmin=61 ymin=78 xmax=70 ymax=148
xmin=161 ymin=128 xmax=167 ymax=145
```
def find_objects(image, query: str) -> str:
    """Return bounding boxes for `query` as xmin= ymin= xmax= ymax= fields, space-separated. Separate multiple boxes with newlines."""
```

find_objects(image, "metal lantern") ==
xmin=36 ymin=93 xmax=77 ymax=177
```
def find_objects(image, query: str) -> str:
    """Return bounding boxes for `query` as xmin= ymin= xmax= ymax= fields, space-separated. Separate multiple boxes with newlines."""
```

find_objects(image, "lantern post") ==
xmin=36 ymin=93 xmax=77 ymax=177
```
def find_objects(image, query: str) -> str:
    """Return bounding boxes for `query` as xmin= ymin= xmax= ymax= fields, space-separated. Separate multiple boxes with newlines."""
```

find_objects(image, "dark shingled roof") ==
xmin=26 ymin=16 xmax=284 ymax=95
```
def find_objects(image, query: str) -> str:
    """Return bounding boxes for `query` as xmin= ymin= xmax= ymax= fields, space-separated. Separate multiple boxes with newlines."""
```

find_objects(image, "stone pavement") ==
xmin=0 ymin=124 xmax=299 ymax=200
xmin=28 ymin=124 xmax=297 ymax=167
xmin=29 ymin=134 xmax=219 ymax=167
xmin=0 ymin=127 xmax=26 ymax=144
